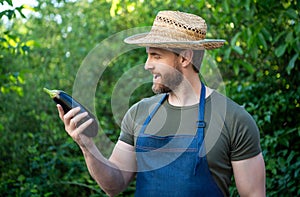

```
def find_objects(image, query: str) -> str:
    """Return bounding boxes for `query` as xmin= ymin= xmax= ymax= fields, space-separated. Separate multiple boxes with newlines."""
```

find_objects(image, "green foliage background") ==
xmin=0 ymin=0 xmax=299 ymax=196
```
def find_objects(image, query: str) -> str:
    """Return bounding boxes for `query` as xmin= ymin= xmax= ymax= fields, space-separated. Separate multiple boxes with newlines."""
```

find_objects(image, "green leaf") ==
xmin=258 ymin=32 xmax=267 ymax=49
xmin=245 ymin=0 xmax=251 ymax=11
xmin=233 ymin=46 xmax=243 ymax=55
xmin=224 ymin=48 xmax=231 ymax=60
xmin=261 ymin=27 xmax=272 ymax=42
xmin=295 ymin=40 xmax=300 ymax=53
xmin=275 ymin=44 xmax=287 ymax=57
xmin=242 ymin=61 xmax=255 ymax=74
xmin=230 ymin=32 xmax=241 ymax=46
xmin=246 ymin=28 xmax=253 ymax=46
xmin=8 ymin=9 xmax=15 ymax=19
xmin=249 ymin=43 xmax=258 ymax=59
xmin=273 ymin=31 xmax=285 ymax=44
xmin=0 ymin=9 xmax=15 ymax=19
xmin=17 ymin=174 xmax=26 ymax=182
xmin=286 ymin=53 xmax=299 ymax=75
xmin=223 ymin=0 xmax=229 ymax=13
xmin=285 ymin=8 xmax=298 ymax=20
xmin=197 ymin=0 xmax=205 ymax=8
xmin=233 ymin=64 xmax=239 ymax=75
xmin=295 ymin=23 xmax=300 ymax=34
xmin=6 ymin=0 xmax=13 ymax=6
xmin=277 ymin=157 xmax=285 ymax=168
xmin=287 ymin=151 xmax=296 ymax=164
xmin=16 ymin=6 xmax=26 ymax=18
xmin=285 ymin=31 xmax=294 ymax=44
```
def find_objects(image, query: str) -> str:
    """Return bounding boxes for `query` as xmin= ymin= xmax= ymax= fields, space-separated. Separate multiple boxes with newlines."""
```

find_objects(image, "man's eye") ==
xmin=154 ymin=55 xmax=161 ymax=59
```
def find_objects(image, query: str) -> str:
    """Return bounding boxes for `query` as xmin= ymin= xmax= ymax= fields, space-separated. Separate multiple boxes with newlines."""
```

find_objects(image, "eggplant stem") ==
xmin=43 ymin=87 xmax=59 ymax=98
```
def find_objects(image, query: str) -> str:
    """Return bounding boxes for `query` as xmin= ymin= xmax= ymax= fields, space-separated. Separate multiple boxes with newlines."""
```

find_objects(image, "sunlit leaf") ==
xmin=23 ymin=4 xmax=35 ymax=11
xmin=230 ymin=32 xmax=241 ymax=46
xmin=6 ymin=0 xmax=12 ymax=6
xmin=275 ymin=44 xmax=287 ymax=57
xmin=16 ymin=6 xmax=26 ymax=18
xmin=285 ymin=31 xmax=294 ymax=44
xmin=286 ymin=53 xmax=299 ymax=75
xmin=17 ymin=174 xmax=26 ymax=182
xmin=258 ymin=32 xmax=267 ymax=50
xmin=233 ymin=64 xmax=239 ymax=75
xmin=233 ymin=46 xmax=243 ymax=55
xmin=224 ymin=47 xmax=231 ymax=60
xmin=223 ymin=0 xmax=229 ymax=13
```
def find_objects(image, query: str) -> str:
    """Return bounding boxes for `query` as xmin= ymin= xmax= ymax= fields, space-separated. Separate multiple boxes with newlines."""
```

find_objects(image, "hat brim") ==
xmin=124 ymin=33 xmax=226 ymax=50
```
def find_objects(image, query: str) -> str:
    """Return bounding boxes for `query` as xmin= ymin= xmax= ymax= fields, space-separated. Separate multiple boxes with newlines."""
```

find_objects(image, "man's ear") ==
xmin=179 ymin=49 xmax=193 ymax=68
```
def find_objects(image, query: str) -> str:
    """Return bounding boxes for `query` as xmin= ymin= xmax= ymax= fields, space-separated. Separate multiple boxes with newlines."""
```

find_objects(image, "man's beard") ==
xmin=152 ymin=61 xmax=183 ymax=94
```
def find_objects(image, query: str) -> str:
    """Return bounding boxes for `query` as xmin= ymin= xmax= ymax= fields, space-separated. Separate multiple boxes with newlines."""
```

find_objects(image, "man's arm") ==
xmin=57 ymin=105 xmax=136 ymax=197
xmin=232 ymin=153 xmax=266 ymax=197
xmin=81 ymin=140 xmax=136 ymax=196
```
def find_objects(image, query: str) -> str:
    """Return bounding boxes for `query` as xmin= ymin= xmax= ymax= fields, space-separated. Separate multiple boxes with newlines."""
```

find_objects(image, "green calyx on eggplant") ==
xmin=43 ymin=87 xmax=98 ymax=137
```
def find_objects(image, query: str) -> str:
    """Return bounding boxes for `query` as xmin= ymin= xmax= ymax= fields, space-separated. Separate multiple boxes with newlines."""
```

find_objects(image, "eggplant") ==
xmin=43 ymin=87 xmax=98 ymax=137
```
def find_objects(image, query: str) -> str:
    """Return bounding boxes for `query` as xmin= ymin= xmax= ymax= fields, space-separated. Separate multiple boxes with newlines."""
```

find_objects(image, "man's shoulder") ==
xmin=210 ymin=90 xmax=247 ymax=114
xmin=208 ymin=90 xmax=257 ymax=129
xmin=210 ymin=90 xmax=258 ymax=133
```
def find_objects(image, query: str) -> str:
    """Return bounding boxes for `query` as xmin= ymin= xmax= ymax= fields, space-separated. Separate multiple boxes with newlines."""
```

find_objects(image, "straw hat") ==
xmin=124 ymin=10 xmax=225 ymax=50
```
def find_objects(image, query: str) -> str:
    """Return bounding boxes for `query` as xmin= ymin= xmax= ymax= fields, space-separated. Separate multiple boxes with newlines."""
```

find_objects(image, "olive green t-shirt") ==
xmin=119 ymin=90 xmax=261 ymax=196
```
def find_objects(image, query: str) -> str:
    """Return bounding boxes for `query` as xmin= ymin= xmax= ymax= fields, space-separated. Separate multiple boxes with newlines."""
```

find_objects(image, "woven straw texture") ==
xmin=124 ymin=11 xmax=225 ymax=50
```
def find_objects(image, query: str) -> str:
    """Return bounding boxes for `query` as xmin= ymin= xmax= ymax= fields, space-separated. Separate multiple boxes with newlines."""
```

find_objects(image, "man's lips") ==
xmin=153 ymin=73 xmax=161 ymax=81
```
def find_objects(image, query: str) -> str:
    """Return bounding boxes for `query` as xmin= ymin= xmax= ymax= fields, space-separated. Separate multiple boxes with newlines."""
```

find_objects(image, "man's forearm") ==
xmin=81 ymin=143 xmax=127 ymax=197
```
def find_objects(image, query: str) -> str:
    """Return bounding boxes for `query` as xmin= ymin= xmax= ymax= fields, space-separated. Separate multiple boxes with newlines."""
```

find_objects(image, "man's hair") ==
xmin=191 ymin=50 xmax=205 ymax=73
xmin=170 ymin=48 xmax=205 ymax=73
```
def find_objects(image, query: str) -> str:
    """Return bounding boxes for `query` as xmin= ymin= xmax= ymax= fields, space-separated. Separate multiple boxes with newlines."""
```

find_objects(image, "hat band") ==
xmin=155 ymin=15 xmax=206 ymax=40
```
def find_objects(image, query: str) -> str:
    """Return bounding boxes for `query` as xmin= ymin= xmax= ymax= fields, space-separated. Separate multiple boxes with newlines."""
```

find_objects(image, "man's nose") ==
xmin=144 ymin=58 xmax=154 ymax=70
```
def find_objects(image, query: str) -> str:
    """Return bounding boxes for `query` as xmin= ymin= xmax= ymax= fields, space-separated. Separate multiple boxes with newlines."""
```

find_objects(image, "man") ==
xmin=57 ymin=11 xmax=265 ymax=197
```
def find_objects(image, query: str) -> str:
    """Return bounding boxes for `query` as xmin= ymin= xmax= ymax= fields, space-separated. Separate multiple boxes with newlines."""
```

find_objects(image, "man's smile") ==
xmin=153 ymin=73 xmax=161 ymax=82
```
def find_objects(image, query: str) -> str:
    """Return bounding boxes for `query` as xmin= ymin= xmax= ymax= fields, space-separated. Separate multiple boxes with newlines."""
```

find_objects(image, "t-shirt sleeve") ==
xmin=118 ymin=104 xmax=137 ymax=146
xmin=230 ymin=106 xmax=262 ymax=161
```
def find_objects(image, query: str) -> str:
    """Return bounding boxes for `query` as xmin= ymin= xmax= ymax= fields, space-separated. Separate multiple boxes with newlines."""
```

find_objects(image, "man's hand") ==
xmin=57 ymin=104 xmax=94 ymax=148
xmin=56 ymin=104 xmax=136 ymax=196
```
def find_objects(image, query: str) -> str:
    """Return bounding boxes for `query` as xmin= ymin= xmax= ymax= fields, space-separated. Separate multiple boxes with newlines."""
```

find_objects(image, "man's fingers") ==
xmin=69 ymin=118 xmax=93 ymax=137
xmin=76 ymin=118 xmax=93 ymax=132
xmin=57 ymin=104 xmax=64 ymax=120
xmin=56 ymin=106 xmax=93 ymax=137
xmin=63 ymin=107 xmax=81 ymax=123
xmin=70 ymin=112 xmax=89 ymax=127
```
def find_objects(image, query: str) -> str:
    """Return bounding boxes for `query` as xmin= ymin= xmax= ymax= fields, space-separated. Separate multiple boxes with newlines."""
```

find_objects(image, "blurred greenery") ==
xmin=0 ymin=0 xmax=299 ymax=196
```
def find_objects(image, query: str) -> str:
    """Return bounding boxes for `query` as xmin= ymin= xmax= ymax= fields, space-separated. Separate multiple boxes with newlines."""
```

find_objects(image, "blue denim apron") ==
xmin=135 ymin=83 xmax=223 ymax=197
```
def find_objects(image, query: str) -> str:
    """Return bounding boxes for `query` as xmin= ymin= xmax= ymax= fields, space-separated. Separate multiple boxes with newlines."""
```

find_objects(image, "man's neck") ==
xmin=168 ymin=83 xmax=213 ymax=107
xmin=167 ymin=74 xmax=212 ymax=106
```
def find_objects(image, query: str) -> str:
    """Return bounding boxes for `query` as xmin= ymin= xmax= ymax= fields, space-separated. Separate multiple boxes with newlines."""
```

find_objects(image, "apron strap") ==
xmin=194 ymin=82 xmax=206 ymax=175
xmin=197 ymin=81 xmax=206 ymax=150
xmin=140 ymin=94 xmax=168 ymax=135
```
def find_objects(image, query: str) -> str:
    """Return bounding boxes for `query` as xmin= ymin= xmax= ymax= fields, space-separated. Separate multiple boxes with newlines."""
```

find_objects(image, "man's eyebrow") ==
xmin=148 ymin=51 xmax=161 ymax=56
xmin=146 ymin=49 xmax=162 ymax=56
